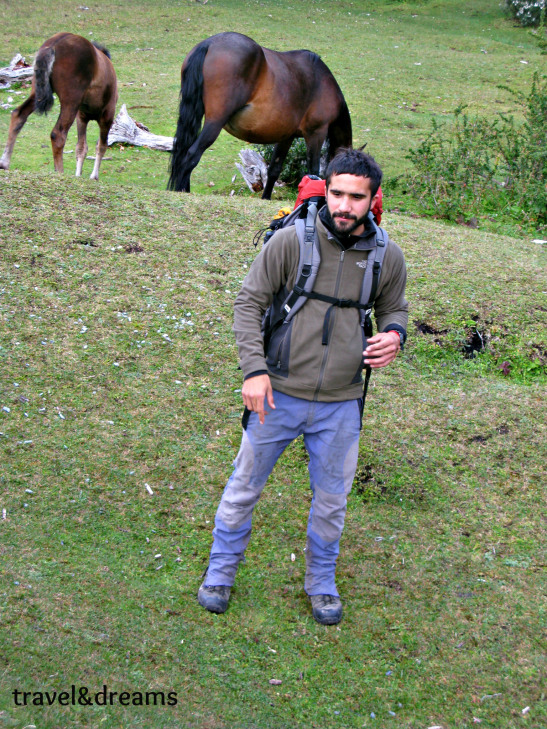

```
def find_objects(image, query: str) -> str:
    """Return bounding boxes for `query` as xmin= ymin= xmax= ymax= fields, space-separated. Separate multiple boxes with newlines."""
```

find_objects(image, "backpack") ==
xmin=256 ymin=176 xmax=389 ymax=360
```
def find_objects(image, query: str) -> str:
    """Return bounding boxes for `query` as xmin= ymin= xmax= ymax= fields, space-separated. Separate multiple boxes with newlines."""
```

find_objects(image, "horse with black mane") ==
xmin=168 ymin=32 xmax=352 ymax=199
xmin=0 ymin=32 xmax=118 ymax=179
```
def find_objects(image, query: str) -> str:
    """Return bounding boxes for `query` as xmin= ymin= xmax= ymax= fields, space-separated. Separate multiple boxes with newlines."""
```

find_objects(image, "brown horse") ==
xmin=0 ymin=33 xmax=117 ymax=179
xmin=168 ymin=32 xmax=352 ymax=199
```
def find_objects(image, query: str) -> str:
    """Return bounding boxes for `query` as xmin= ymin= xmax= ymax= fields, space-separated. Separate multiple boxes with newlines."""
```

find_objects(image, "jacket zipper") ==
xmin=313 ymin=249 xmax=346 ymax=399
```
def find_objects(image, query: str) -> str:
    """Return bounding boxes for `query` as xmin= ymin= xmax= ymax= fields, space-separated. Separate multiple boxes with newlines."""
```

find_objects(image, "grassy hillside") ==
xmin=1 ymin=1 xmax=546 ymax=727
xmin=0 ymin=172 xmax=545 ymax=728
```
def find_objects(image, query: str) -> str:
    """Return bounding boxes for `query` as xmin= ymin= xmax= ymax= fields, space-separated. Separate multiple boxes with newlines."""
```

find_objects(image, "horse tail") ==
xmin=168 ymin=40 xmax=211 ymax=191
xmin=92 ymin=41 xmax=111 ymax=59
xmin=326 ymin=97 xmax=353 ymax=160
xmin=34 ymin=47 xmax=55 ymax=115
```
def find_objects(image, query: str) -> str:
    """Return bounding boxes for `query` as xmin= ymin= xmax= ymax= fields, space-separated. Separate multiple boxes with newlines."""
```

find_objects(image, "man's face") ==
xmin=326 ymin=173 xmax=378 ymax=237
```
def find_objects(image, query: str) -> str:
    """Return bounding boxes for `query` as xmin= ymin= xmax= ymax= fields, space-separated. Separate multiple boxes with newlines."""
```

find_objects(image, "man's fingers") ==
xmin=252 ymin=397 xmax=267 ymax=424
xmin=364 ymin=338 xmax=399 ymax=362
xmin=367 ymin=346 xmax=394 ymax=357
xmin=368 ymin=355 xmax=391 ymax=369
xmin=364 ymin=335 xmax=400 ymax=368
xmin=241 ymin=374 xmax=275 ymax=424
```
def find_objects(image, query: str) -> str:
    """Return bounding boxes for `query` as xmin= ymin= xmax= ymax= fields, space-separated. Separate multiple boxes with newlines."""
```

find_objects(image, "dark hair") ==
xmin=91 ymin=41 xmax=111 ymax=59
xmin=325 ymin=147 xmax=383 ymax=196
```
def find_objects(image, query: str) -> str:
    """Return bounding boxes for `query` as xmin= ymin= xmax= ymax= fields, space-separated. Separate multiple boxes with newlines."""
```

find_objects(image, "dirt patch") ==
xmin=353 ymin=465 xmax=386 ymax=499
xmin=72 ymin=238 xmax=99 ymax=247
xmin=468 ymin=434 xmax=491 ymax=444
xmin=415 ymin=317 xmax=490 ymax=358
xmin=463 ymin=327 xmax=486 ymax=358
xmin=414 ymin=320 xmax=448 ymax=345
xmin=124 ymin=242 xmax=145 ymax=253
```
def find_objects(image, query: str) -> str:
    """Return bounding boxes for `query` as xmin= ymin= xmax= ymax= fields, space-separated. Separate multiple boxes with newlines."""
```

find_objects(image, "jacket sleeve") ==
xmin=233 ymin=229 xmax=299 ymax=378
xmin=373 ymin=237 xmax=409 ymax=337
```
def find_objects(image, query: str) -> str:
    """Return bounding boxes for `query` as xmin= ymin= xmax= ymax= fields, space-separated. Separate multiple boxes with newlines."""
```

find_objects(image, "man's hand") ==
xmin=363 ymin=331 xmax=401 ymax=369
xmin=241 ymin=374 xmax=275 ymax=425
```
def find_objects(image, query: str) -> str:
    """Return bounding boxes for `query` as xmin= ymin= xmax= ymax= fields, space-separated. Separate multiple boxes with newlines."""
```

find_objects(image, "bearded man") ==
xmin=198 ymin=147 xmax=408 ymax=625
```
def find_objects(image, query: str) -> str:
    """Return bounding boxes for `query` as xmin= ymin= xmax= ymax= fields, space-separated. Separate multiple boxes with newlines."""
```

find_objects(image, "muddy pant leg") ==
xmin=205 ymin=401 xmax=297 ymax=586
xmin=303 ymin=399 xmax=361 ymax=596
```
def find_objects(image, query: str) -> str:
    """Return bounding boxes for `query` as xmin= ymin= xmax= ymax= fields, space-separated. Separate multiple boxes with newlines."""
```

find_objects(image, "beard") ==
xmin=323 ymin=206 xmax=371 ymax=237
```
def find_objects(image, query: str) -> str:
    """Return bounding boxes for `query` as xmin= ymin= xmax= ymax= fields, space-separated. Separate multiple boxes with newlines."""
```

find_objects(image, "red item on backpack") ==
xmin=294 ymin=175 xmax=383 ymax=225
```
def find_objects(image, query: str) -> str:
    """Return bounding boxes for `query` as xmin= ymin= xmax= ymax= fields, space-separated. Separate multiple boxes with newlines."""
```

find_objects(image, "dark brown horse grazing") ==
xmin=0 ymin=33 xmax=118 ymax=179
xmin=168 ymin=32 xmax=352 ymax=199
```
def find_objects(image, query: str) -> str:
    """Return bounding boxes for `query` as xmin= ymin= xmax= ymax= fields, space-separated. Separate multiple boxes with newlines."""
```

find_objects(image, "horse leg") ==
xmin=304 ymin=125 xmax=328 ymax=178
xmin=89 ymin=112 xmax=113 ymax=180
xmin=75 ymin=113 xmax=88 ymax=177
xmin=174 ymin=119 xmax=224 ymax=193
xmin=0 ymin=93 xmax=36 ymax=170
xmin=50 ymin=105 xmax=79 ymax=173
xmin=326 ymin=100 xmax=352 ymax=160
xmin=262 ymin=137 xmax=295 ymax=200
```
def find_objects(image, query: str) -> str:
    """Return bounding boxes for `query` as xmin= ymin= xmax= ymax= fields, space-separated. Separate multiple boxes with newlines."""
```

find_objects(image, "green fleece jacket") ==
xmin=233 ymin=214 xmax=408 ymax=402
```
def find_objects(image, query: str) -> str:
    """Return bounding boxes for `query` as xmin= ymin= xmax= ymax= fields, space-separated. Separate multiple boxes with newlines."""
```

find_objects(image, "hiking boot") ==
xmin=310 ymin=594 xmax=343 ymax=625
xmin=197 ymin=582 xmax=231 ymax=614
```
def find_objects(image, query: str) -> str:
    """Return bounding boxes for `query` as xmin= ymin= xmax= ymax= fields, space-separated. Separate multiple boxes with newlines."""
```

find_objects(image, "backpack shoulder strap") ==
xmin=358 ymin=213 xmax=389 ymax=330
xmin=263 ymin=208 xmax=388 ymax=346
xmin=280 ymin=199 xmax=321 ymax=323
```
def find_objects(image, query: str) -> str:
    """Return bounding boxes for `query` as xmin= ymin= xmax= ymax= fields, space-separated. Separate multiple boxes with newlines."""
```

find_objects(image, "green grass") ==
xmin=0 ymin=172 xmax=545 ymax=728
xmin=1 ymin=1 xmax=546 ymax=727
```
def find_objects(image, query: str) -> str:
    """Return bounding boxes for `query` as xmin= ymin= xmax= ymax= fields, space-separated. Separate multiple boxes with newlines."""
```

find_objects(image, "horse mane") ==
xmin=292 ymin=49 xmax=322 ymax=64
xmin=92 ymin=41 xmax=111 ymax=59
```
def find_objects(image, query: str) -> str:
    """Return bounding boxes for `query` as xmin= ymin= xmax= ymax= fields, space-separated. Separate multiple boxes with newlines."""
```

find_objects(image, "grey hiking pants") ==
xmin=204 ymin=390 xmax=361 ymax=596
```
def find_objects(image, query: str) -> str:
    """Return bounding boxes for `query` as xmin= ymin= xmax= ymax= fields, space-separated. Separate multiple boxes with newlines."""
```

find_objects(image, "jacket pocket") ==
xmin=265 ymin=319 xmax=292 ymax=378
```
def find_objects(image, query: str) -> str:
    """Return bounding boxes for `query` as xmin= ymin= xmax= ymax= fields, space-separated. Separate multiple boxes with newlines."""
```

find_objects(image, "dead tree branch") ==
xmin=0 ymin=54 xmax=33 ymax=88
xmin=107 ymin=104 xmax=173 ymax=151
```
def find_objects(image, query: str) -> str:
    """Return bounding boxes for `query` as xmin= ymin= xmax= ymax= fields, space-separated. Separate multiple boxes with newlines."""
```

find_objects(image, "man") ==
xmin=198 ymin=148 xmax=408 ymax=625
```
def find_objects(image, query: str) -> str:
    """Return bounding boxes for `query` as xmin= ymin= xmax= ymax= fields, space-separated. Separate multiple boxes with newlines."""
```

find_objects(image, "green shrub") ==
xmin=253 ymin=139 xmax=327 ymax=187
xmin=406 ymin=73 xmax=547 ymax=231
xmin=505 ymin=0 xmax=546 ymax=27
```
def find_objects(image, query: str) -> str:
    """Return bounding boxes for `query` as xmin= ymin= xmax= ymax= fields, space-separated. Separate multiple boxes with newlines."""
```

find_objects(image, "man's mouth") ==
xmin=333 ymin=214 xmax=356 ymax=222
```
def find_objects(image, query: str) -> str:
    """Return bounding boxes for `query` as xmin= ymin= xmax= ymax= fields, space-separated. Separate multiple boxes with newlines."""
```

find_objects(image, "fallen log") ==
xmin=235 ymin=148 xmax=269 ymax=193
xmin=0 ymin=54 xmax=34 ymax=88
xmin=107 ymin=104 xmax=173 ymax=151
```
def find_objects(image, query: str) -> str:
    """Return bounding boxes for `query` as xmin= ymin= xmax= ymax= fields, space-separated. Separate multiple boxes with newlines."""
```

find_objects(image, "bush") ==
xmin=253 ymin=139 xmax=328 ymax=188
xmin=406 ymin=73 xmax=547 ymax=231
xmin=504 ymin=0 xmax=546 ymax=27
